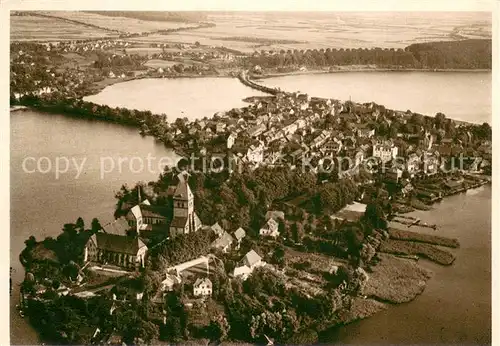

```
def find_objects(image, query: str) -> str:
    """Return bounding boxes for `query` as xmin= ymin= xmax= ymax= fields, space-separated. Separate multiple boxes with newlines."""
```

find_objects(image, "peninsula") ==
xmin=11 ymin=11 xmax=492 ymax=346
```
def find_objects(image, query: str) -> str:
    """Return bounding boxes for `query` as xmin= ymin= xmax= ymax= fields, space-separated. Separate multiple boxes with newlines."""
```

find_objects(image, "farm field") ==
xmin=39 ymin=11 xmax=198 ymax=34
xmin=149 ymin=11 xmax=492 ymax=52
xmin=10 ymin=14 xmax=115 ymax=41
xmin=11 ymin=11 xmax=491 ymax=53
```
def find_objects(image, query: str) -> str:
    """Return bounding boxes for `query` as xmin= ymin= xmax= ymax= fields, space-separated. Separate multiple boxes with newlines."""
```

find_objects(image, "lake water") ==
xmin=322 ymin=185 xmax=492 ymax=344
xmin=85 ymin=72 xmax=491 ymax=124
xmin=10 ymin=110 xmax=178 ymax=345
xmin=84 ymin=77 xmax=267 ymax=122
xmin=262 ymin=71 xmax=492 ymax=124
xmin=11 ymin=72 xmax=491 ymax=344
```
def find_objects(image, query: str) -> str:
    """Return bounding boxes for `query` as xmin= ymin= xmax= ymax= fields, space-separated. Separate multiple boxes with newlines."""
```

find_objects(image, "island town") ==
xmin=11 ymin=27 xmax=492 ymax=346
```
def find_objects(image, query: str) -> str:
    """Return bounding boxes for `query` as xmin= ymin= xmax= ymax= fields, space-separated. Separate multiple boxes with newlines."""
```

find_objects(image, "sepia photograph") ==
xmin=6 ymin=1 xmax=495 ymax=345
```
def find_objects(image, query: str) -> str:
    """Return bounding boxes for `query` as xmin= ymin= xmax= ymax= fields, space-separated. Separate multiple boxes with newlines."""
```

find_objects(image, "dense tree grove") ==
xmin=147 ymin=166 xmax=359 ymax=235
xmin=247 ymin=39 xmax=492 ymax=70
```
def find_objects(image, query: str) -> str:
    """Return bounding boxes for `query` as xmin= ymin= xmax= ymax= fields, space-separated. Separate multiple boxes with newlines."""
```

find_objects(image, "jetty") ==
xmin=392 ymin=215 xmax=438 ymax=230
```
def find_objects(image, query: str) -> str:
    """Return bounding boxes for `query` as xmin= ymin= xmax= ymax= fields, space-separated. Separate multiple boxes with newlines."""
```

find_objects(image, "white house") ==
xmin=227 ymin=133 xmax=237 ymax=149
xmin=211 ymin=231 xmax=234 ymax=253
xmin=193 ymin=278 xmax=212 ymax=297
xmin=233 ymin=250 xmax=265 ymax=280
xmin=372 ymin=142 xmax=398 ymax=163
xmin=233 ymin=227 xmax=246 ymax=250
xmin=246 ymin=144 xmax=264 ymax=164
xmin=259 ymin=218 xmax=280 ymax=238
xmin=161 ymin=273 xmax=182 ymax=291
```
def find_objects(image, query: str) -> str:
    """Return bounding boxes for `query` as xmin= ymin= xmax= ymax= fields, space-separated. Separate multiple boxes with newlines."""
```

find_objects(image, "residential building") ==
xmin=243 ymin=250 xmax=263 ymax=269
xmin=355 ymin=124 xmax=375 ymax=138
xmin=233 ymin=227 xmax=246 ymax=250
xmin=227 ymin=133 xmax=237 ymax=149
xmin=406 ymin=153 xmax=421 ymax=177
xmin=322 ymin=137 xmax=343 ymax=155
xmin=247 ymin=123 xmax=267 ymax=138
xmin=211 ymin=231 xmax=234 ymax=253
xmin=311 ymin=130 xmax=331 ymax=148
xmin=422 ymin=153 xmax=439 ymax=176
xmin=211 ymin=222 xmax=225 ymax=238
xmin=373 ymin=141 xmax=399 ymax=163
xmin=84 ymin=233 xmax=147 ymax=270
xmin=385 ymin=167 xmax=403 ymax=184
xmin=259 ymin=218 xmax=280 ymax=238
xmin=161 ymin=273 xmax=182 ymax=291
xmin=265 ymin=210 xmax=285 ymax=221
xmin=233 ymin=250 xmax=265 ymax=280
xmin=193 ymin=278 xmax=212 ymax=297
xmin=216 ymin=123 xmax=227 ymax=133
xmin=246 ymin=144 xmax=264 ymax=164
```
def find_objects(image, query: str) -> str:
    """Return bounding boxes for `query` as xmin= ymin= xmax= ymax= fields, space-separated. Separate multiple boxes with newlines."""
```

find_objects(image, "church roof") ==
xmin=92 ymin=233 xmax=146 ymax=255
xmin=140 ymin=205 xmax=169 ymax=218
xmin=172 ymin=180 xmax=193 ymax=200
xmin=102 ymin=217 xmax=130 ymax=235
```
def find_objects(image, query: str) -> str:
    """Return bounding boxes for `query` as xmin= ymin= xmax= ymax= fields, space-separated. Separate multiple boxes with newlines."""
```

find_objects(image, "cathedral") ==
xmin=169 ymin=172 xmax=202 ymax=237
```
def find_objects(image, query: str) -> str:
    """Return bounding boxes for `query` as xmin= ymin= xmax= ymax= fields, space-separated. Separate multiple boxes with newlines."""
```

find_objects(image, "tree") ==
xmin=363 ymin=200 xmax=388 ymax=230
xmin=207 ymin=314 xmax=230 ymax=341
xmin=271 ymin=245 xmax=286 ymax=267
xmin=75 ymin=217 xmax=85 ymax=231
xmin=434 ymin=112 xmax=446 ymax=129
xmin=137 ymin=319 xmax=159 ymax=344
xmin=24 ymin=235 xmax=37 ymax=249
xmin=291 ymin=222 xmax=304 ymax=243
xmin=318 ymin=183 xmax=341 ymax=212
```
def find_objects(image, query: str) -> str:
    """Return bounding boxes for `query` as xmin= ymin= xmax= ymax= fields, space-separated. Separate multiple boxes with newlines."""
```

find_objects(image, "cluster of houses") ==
xmin=165 ymin=88 xmax=485 ymax=185
xmin=39 ymin=39 xmax=131 ymax=54
xmin=146 ymin=46 xmax=241 ymax=63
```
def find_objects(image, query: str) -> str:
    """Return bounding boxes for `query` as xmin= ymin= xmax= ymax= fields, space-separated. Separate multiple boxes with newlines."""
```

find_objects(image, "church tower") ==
xmin=173 ymin=172 xmax=194 ymax=218
xmin=170 ymin=171 xmax=201 ymax=237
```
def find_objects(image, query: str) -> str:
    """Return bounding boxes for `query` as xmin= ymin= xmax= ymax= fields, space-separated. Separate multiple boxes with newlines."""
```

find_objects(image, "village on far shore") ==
xmin=11 ymin=32 xmax=492 ymax=346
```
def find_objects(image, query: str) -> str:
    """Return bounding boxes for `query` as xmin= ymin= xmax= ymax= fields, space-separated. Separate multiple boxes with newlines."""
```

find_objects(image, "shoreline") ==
xmin=79 ymin=65 xmax=490 ymax=100
xmin=253 ymin=66 xmax=492 ymax=80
